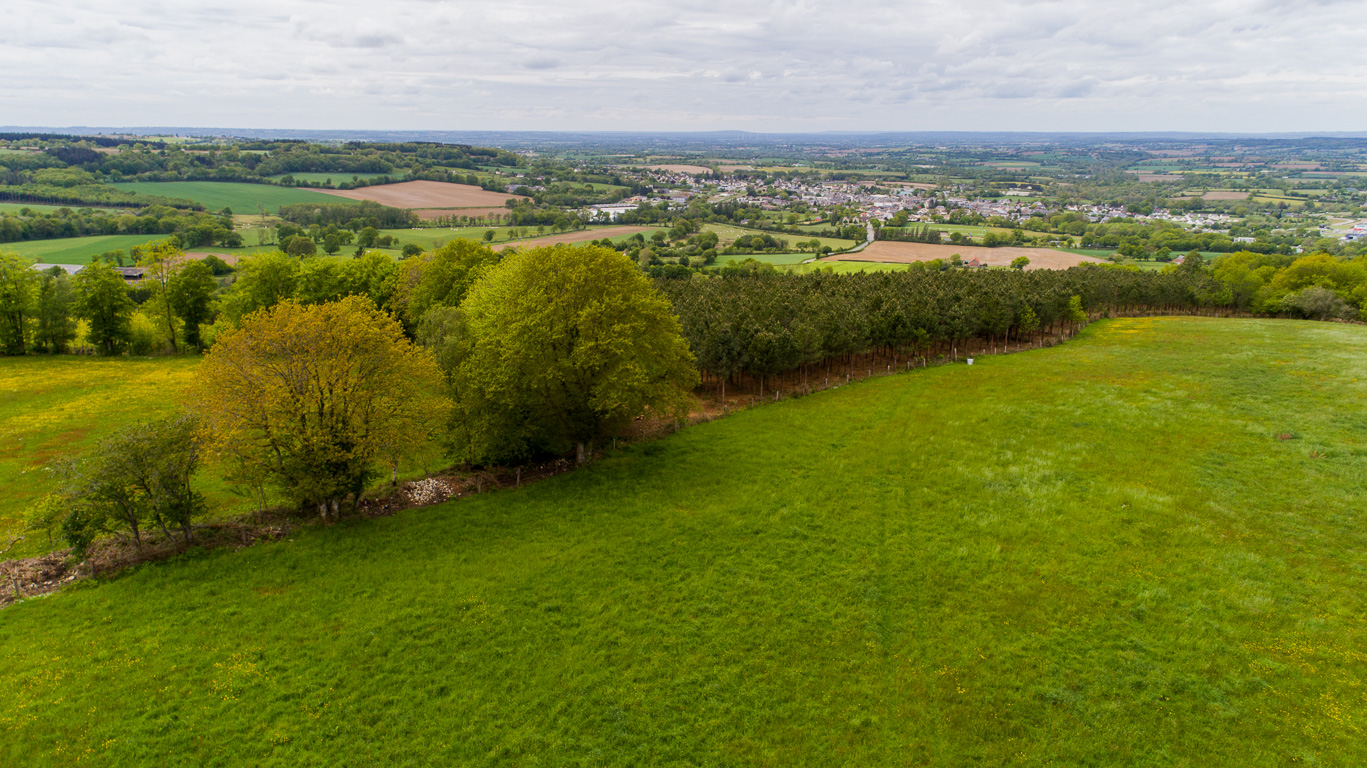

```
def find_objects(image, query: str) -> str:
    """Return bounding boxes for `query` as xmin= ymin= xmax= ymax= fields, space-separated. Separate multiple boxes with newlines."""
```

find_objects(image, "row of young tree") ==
xmin=655 ymin=259 xmax=1218 ymax=393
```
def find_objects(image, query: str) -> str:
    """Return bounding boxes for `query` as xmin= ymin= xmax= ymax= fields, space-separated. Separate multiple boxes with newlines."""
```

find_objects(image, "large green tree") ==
xmin=435 ymin=244 xmax=698 ymax=466
xmin=195 ymin=297 xmax=448 ymax=521
xmin=0 ymin=253 xmax=37 ymax=355
xmin=34 ymin=268 xmax=78 ymax=353
xmin=222 ymin=251 xmax=300 ymax=322
xmin=167 ymin=260 xmax=217 ymax=351
xmin=74 ymin=261 xmax=134 ymax=355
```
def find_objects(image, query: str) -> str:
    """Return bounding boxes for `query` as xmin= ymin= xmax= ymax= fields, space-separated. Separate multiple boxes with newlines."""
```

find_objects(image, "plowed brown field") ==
xmin=313 ymin=181 xmax=524 ymax=209
xmin=824 ymin=242 xmax=1106 ymax=270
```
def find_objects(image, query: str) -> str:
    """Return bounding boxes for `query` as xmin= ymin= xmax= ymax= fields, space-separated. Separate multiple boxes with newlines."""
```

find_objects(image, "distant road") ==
xmin=845 ymin=222 xmax=876 ymax=253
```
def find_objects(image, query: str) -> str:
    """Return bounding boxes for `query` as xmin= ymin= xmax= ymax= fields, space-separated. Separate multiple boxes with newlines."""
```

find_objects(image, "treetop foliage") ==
xmin=429 ymin=244 xmax=698 ymax=465
xmin=194 ymin=297 xmax=449 ymax=519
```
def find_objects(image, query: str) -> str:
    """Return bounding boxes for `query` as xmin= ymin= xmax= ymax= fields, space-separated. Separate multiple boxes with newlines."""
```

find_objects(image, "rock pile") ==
xmin=405 ymin=477 xmax=453 ymax=506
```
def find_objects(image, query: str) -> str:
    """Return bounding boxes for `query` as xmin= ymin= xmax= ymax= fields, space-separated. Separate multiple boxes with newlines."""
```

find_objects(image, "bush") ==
xmin=1282 ymin=286 xmax=1357 ymax=320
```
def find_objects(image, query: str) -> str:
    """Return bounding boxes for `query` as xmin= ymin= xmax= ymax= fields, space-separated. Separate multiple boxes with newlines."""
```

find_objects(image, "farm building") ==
xmin=29 ymin=263 xmax=84 ymax=275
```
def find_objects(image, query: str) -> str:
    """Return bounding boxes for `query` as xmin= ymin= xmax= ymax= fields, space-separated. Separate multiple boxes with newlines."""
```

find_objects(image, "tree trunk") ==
xmin=576 ymin=441 xmax=586 ymax=465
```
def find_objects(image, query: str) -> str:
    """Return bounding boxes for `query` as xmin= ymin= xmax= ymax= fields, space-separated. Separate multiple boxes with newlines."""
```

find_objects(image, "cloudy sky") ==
xmin=1 ymin=0 xmax=1360 ymax=132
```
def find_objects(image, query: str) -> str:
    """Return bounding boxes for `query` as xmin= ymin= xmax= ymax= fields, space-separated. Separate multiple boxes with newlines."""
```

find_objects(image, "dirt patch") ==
xmin=1202 ymin=190 xmax=1249 ymax=201
xmin=0 ymin=555 xmax=77 ymax=607
xmin=716 ymin=164 xmax=753 ymax=172
xmin=413 ymin=207 xmax=512 ymax=221
xmin=183 ymin=251 xmax=241 ymax=266
xmin=645 ymin=164 xmax=714 ymax=175
xmin=312 ymin=181 xmax=525 ymax=209
xmin=494 ymin=226 xmax=655 ymax=250
xmin=826 ymin=242 xmax=1107 ymax=271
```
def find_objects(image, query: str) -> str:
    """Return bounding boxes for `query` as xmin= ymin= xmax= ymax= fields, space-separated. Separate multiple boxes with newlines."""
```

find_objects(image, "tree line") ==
xmin=0 ymin=204 xmax=238 ymax=247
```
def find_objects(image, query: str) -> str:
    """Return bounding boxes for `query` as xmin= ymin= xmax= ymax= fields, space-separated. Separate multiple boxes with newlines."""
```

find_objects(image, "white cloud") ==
xmin=0 ymin=0 xmax=1362 ymax=131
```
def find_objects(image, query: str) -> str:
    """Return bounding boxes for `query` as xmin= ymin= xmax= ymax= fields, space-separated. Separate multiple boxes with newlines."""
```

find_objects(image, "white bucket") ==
xmin=966 ymin=358 xmax=974 ymax=365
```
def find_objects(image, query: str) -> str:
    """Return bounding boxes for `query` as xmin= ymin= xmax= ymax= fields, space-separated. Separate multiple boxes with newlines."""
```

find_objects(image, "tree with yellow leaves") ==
xmin=193 ymin=296 xmax=448 ymax=521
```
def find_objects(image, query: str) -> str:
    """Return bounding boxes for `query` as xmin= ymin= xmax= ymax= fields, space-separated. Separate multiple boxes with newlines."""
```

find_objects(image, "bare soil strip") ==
xmin=824 ymin=242 xmax=1107 ymax=270
xmin=311 ymin=180 xmax=525 ymax=208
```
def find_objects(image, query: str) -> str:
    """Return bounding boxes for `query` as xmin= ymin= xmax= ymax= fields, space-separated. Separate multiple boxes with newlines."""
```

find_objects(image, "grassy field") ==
xmin=370 ymin=225 xmax=664 ymax=255
xmin=0 ymin=203 xmax=119 ymax=216
xmin=2 ymin=234 xmax=172 ymax=265
xmin=0 ymin=357 xmax=213 ymax=553
xmin=0 ymin=355 xmax=444 ymax=558
xmin=704 ymin=223 xmax=855 ymax=253
xmin=266 ymin=173 xmax=392 ymax=185
xmin=718 ymin=251 xmax=812 ymax=266
xmin=5 ymin=317 xmax=1364 ymax=763
xmin=107 ymin=182 xmax=357 ymax=213
xmin=784 ymin=259 xmax=912 ymax=274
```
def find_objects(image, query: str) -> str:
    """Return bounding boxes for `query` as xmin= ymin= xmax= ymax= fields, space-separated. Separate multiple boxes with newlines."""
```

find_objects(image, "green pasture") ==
xmin=717 ymin=251 xmax=811 ymax=267
xmin=107 ymin=182 xmax=355 ymax=214
xmin=0 ymin=353 xmax=444 ymax=558
xmin=704 ymin=223 xmax=855 ymax=253
xmin=3 ymin=318 xmax=1366 ymax=763
xmin=929 ymin=223 xmax=1015 ymax=239
xmin=0 ymin=357 xmax=219 ymax=554
xmin=1252 ymin=195 xmax=1307 ymax=208
xmin=267 ymin=173 xmax=393 ymax=185
xmin=786 ymin=259 xmax=913 ymax=274
xmin=372 ymin=225 xmax=664 ymax=254
xmin=2 ymin=234 xmax=171 ymax=265
xmin=0 ymin=203 xmax=120 ymax=216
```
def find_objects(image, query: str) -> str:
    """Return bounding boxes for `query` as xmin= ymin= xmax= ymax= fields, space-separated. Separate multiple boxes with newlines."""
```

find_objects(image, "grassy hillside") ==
xmin=0 ymin=356 xmax=443 ymax=557
xmin=0 ymin=357 xmax=217 ymax=553
xmin=3 ymin=234 xmax=172 ymax=265
xmin=107 ymin=182 xmax=356 ymax=214
xmin=3 ymin=317 xmax=1366 ymax=764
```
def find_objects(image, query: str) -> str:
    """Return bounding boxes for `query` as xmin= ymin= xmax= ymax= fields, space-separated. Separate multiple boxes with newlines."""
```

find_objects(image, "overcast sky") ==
xmin=1 ymin=0 xmax=1360 ymax=133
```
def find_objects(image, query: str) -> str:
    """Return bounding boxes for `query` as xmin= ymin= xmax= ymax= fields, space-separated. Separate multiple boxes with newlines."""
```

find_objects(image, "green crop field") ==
xmin=2 ymin=234 xmax=172 ymax=265
xmin=0 ymin=203 xmax=120 ymax=216
xmin=718 ymin=251 xmax=812 ymax=266
xmin=786 ymin=259 xmax=913 ymax=274
xmin=3 ymin=317 xmax=1366 ymax=764
xmin=704 ymin=223 xmax=855 ymax=253
xmin=266 ymin=173 xmax=393 ymax=185
xmin=368 ymin=225 xmax=665 ymax=255
xmin=107 ymin=182 xmax=357 ymax=213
